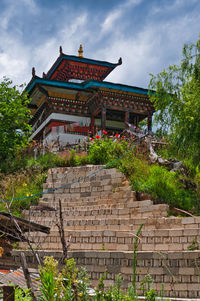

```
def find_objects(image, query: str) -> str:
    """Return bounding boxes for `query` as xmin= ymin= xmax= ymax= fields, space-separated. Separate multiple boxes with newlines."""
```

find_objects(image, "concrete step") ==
xmin=45 ymin=170 xmax=126 ymax=188
xmin=41 ymin=190 xmax=136 ymax=203
xmin=26 ymin=199 xmax=154 ymax=216
xmin=43 ymin=179 xmax=130 ymax=192
xmin=25 ymin=199 xmax=150 ymax=219
xmin=24 ymin=203 xmax=168 ymax=225
xmin=28 ymin=227 xmax=200 ymax=252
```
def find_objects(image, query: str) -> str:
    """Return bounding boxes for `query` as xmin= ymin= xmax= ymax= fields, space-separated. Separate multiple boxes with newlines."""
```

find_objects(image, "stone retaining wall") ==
xmin=12 ymin=250 xmax=200 ymax=299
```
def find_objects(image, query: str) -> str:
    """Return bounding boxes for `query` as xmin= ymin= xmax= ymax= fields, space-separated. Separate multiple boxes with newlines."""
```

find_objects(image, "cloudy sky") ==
xmin=0 ymin=0 xmax=200 ymax=89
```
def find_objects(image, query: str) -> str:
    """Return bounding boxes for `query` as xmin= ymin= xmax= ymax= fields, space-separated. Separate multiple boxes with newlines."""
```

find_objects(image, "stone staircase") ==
xmin=23 ymin=165 xmax=200 ymax=252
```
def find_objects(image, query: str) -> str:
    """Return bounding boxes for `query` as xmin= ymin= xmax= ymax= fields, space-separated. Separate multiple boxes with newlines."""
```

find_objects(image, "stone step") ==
xmin=41 ymin=189 xmax=136 ymax=202
xmin=28 ymin=227 xmax=200 ymax=252
xmin=25 ymin=205 xmax=200 ymax=231
xmin=25 ymin=203 xmax=168 ymax=224
xmin=26 ymin=198 xmax=146 ymax=216
xmin=46 ymin=170 xmax=125 ymax=186
xmin=39 ymin=199 xmax=136 ymax=210
xmin=27 ymin=216 xmax=166 ymax=231
xmin=28 ymin=218 xmax=196 ymax=231
xmin=43 ymin=179 xmax=130 ymax=192
xmin=26 ymin=200 xmax=155 ymax=216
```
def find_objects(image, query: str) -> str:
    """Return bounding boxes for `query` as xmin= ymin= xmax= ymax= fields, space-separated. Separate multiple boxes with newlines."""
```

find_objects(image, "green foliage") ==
xmin=0 ymin=151 xmax=29 ymax=174
xmin=39 ymin=257 xmax=62 ymax=301
xmin=0 ymin=148 xmax=91 ymax=215
xmin=0 ymin=168 xmax=47 ymax=215
xmin=188 ymin=238 xmax=199 ymax=251
xmin=15 ymin=287 xmax=32 ymax=301
xmin=77 ymin=268 xmax=91 ymax=300
xmin=27 ymin=153 xmax=62 ymax=171
xmin=88 ymin=137 xmax=128 ymax=165
xmin=63 ymin=258 xmax=78 ymax=283
xmin=40 ymin=271 xmax=61 ymax=301
xmin=0 ymin=78 xmax=31 ymax=166
xmin=149 ymin=36 xmax=200 ymax=166
xmin=130 ymin=163 xmax=198 ymax=213
xmin=140 ymin=275 xmax=157 ymax=301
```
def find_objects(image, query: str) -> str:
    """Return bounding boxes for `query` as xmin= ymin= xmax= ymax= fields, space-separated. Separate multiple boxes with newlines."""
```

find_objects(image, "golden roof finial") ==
xmin=78 ymin=44 xmax=83 ymax=57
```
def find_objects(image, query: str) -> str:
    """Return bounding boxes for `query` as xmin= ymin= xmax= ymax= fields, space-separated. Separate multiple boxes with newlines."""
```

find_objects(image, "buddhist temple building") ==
xmin=26 ymin=45 xmax=154 ymax=145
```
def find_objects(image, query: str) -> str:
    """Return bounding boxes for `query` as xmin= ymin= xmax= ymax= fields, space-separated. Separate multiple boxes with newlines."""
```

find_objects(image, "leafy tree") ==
xmin=0 ymin=78 xmax=31 ymax=164
xmin=149 ymin=37 xmax=200 ymax=166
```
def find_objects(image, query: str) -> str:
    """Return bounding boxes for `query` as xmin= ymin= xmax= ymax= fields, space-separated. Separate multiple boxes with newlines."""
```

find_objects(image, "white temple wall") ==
xmin=45 ymin=133 xmax=87 ymax=146
xmin=30 ymin=113 xmax=91 ymax=140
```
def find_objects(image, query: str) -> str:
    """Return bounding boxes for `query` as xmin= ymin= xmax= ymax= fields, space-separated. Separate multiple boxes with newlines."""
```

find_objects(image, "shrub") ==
xmin=88 ymin=137 xmax=128 ymax=165
xmin=130 ymin=164 xmax=198 ymax=213
xmin=27 ymin=153 xmax=59 ymax=171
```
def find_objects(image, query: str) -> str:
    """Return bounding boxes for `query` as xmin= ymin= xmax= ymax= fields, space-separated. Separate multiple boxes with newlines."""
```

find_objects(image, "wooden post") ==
xmin=3 ymin=286 xmax=14 ymax=301
xmin=147 ymin=114 xmax=152 ymax=131
xmin=20 ymin=252 xmax=36 ymax=301
xmin=90 ymin=116 xmax=95 ymax=134
xmin=125 ymin=111 xmax=130 ymax=129
xmin=133 ymin=115 xmax=139 ymax=127
xmin=101 ymin=106 xmax=106 ymax=131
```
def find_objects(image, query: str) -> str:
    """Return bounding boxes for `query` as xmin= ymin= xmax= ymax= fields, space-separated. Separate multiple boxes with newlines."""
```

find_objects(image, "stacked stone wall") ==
xmin=12 ymin=250 xmax=200 ymax=299
xmin=20 ymin=165 xmax=200 ymax=298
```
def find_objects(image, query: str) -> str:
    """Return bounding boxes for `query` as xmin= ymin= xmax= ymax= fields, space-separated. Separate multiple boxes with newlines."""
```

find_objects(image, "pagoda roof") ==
xmin=26 ymin=77 xmax=149 ymax=98
xmin=44 ymin=52 xmax=122 ymax=82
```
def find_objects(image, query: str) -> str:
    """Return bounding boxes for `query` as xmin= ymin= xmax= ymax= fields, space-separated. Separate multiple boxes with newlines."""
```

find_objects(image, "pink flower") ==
xmin=96 ymin=135 xmax=100 ymax=139
xmin=102 ymin=130 xmax=107 ymax=135
xmin=115 ymin=134 xmax=120 ymax=138
xmin=90 ymin=138 xmax=94 ymax=141
xmin=109 ymin=136 xmax=113 ymax=138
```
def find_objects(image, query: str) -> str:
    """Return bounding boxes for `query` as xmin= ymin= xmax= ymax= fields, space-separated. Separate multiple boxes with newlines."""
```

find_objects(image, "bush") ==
xmin=0 ymin=150 xmax=28 ymax=174
xmin=88 ymin=137 xmax=128 ymax=165
xmin=27 ymin=153 xmax=60 ymax=171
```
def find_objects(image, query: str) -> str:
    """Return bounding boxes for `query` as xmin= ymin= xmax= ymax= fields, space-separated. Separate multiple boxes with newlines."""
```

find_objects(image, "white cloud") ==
xmin=99 ymin=7 xmax=200 ymax=88
xmin=21 ymin=0 xmax=39 ymax=14
xmin=0 ymin=0 xmax=200 ymax=90
xmin=101 ymin=10 xmax=122 ymax=33
xmin=101 ymin=0 xmax=142 ymax=34
xmin=0 ymin=33 xmax=30 ymax=84
xmin=0 ymin=4 xmax=15 ymax=30
xmin=31 ymin=12 xmax=89 ymax=78
xmin=0 ymin=0 xmax=39 ymax=30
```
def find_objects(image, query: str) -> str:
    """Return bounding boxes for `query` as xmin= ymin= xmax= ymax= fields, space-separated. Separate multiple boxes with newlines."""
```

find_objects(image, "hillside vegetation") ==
xmin=0 ymin=134 xmax=199 ymax=216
